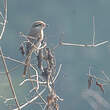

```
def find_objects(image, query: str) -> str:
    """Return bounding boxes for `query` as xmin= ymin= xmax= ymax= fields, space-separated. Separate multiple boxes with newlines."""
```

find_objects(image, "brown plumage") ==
xmin=23 ymin=21 xmax=46 ymax=77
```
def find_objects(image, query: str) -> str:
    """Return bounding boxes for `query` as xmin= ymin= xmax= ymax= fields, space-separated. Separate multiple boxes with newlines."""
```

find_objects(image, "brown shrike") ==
xmin=23 ymin=21 xmax=46 ymax=77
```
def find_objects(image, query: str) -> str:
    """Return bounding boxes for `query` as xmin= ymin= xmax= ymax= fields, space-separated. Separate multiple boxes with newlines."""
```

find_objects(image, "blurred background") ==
xmin=0 ymin=0 xmax=110 ymax=110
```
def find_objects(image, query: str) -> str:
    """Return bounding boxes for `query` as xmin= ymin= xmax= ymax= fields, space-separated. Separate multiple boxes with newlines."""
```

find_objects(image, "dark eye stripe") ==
xmin=34 ymin=24 xmax=41 ymax=27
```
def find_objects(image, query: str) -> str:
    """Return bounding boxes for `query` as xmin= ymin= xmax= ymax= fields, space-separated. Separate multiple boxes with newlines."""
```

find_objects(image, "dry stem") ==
xmin=0 ymin=0 xmax=7 ymax=40
xmin=0 ymin=48 xmax=21 ymax=110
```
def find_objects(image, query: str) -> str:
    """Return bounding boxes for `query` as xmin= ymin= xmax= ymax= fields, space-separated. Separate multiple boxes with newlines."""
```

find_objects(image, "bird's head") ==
xmin=32 ymin=21 xmax=46 ymax=30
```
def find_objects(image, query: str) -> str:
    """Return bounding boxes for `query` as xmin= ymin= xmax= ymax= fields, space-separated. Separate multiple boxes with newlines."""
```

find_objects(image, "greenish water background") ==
xmin=0 ymin=0 xmax=110 ymax=110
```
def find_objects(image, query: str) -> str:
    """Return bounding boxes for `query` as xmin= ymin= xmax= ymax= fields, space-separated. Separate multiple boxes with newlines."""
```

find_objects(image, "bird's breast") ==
xmin=40 ymin=30 xmax=44 ymax=40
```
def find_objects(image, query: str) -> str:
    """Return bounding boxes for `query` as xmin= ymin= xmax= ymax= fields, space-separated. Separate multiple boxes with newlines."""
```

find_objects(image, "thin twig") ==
xmin=87 ymin=74 xmax=109 ymax=83
xmin=60 ymin=41 xmax=109 ymax=47
xmin=53 ymin=64 xmax=62 ymax=83
xmin=0 ymin=11 xmax=4 ymax=19
xmin=101 ymin=71 xmax=110 ymax=80
xmin=4 ymin=98 xmax=15 ymax=103
xmin=29 ymin=64 xmax=39 ymax=92
xmin=0 ymin=0 xmax=7 ymax=40
xmin=19 ymin=63 xmax=47 ymax=105
xmin=22 ymin=64 xmax=62 ymax=86
xmin=0 ymin=96 xmax=15 ymax=104
xmin=0 ymin=55 xmax=37 ymax=72
xmin=0 ymin=48 xmax=21 ymax=110
xmin=60 ymin=16 xmax=109 ymax=48
xmin=19 ymin=79 xmax=38 ymax=86
xmin=13 ymin=88 xmax=46 ymax=110
xmin=92 ymin=16 xmax=95 ymax=45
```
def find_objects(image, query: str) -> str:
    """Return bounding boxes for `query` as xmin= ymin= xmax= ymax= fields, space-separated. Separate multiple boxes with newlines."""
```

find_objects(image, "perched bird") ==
xmin=23 ymin=21 xmax=46 ymax=77
xmin=26 ymin=21 xmax=46 ymax=55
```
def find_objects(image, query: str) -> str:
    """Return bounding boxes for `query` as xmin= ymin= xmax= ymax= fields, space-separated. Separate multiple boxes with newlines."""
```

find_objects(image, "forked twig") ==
xmin=13 ymin=88 xmax=46 ymax=110
xmin=60 ymin=39 xmax=109 ymax=47
xmin=20 ymin=64 xmax=62 ymax=90
xmin=101 ymin=71 xmax=110 ymax=80
xmin=0 ymin=96 xmax=15 ymax=104
xmin=60 ymin=16 xmax=109 ymax=48
xmin=0 ymin=0 xmax=8 ymax=40
xmin=0 ymin=48 xmax=21 ymax=110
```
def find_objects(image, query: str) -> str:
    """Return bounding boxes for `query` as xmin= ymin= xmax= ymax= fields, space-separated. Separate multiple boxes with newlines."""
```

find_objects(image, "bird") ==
xmin=23 ymin=20 xmax=47 ymax=77
xmin=26 ymin=21 xmax=46 ymax=55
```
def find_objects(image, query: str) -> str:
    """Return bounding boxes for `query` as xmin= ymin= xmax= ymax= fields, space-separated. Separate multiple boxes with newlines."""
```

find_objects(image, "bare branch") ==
xmin=92 ymin=16 xmax=95 ymax=45
xmin=0 ymin=0 xmax=8 ymax=40
xmin=101 ymin=71 xmax=110 ymax=80
xmin=0 ymin=11 xmax=4 ymax=20
xmin=53 ymin=64 xmax=62 ymax=83
xmin=13 ymin=88 xmax=46 ymax=110
xmin=0 ymin=96 xmax=15 ymax=104
xmin=19 ymin=79 xmax=38 ymax=86
xmin=60 ymin=16 xmax=109 ymax=48
xmin=0 ymin=48 xmax=21 ymax=110
xmin=60 ymin=41 xmax=109 ymax=47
